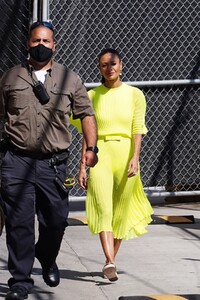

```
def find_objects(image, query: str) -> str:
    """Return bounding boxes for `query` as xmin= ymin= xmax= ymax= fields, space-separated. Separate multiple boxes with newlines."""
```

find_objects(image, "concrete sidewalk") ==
xmin=0 ymin=199 xmax=200 ymax=300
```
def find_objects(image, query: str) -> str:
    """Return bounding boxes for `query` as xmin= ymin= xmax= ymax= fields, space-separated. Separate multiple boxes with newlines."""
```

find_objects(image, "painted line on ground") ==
xmin=68 ymin=216 xmax=87 ymax=226
xmin=68 ymin=215 xmax=195 ymax=226
xmin=152 ymin=215 xmax=195 ymax=224
xmin=118 ymin=294 xmax=200 ymax=300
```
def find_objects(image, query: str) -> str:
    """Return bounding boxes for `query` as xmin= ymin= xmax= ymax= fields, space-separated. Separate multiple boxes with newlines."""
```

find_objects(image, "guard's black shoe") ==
xmin=42 ymin=262 xmax=60 ymax=287
xmin=5 ymin=286 xmax=28 ymax=300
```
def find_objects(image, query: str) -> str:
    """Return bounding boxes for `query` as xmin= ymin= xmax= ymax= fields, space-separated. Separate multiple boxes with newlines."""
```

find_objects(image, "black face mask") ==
xmin=29 ymin=44 xmax=53 ymax=62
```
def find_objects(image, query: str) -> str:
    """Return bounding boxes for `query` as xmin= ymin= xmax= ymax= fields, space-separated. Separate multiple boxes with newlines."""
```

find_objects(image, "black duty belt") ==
xmin=9 ymin=146 xmax=69 ymax=160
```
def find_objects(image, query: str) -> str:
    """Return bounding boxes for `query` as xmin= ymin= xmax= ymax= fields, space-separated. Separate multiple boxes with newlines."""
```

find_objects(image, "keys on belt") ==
xmin=54 ymin=175 xmax=76 ymax=193
xmin=48 ymin=151 xmax=76 ymax=193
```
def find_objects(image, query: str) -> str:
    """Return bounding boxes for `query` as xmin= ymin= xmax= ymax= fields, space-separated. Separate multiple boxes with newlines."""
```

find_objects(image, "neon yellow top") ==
xmin=70 ymin=83 xmax=148 ymax=136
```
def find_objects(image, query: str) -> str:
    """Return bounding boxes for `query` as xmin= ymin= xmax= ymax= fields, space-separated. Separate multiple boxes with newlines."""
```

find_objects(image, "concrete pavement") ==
xmin=0 ymin=198 xmax=200 ymax=300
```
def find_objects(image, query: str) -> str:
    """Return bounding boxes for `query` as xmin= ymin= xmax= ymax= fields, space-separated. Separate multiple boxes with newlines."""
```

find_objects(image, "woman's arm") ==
xmin=127 ymin=134 xmax=142 ymax=177
xmin=78 ymin=138 xmax=88 ymax=189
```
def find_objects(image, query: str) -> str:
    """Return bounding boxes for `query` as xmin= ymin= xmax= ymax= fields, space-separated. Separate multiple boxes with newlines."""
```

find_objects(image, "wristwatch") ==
xmin=86 ymin=146 xmax=99 ymax=154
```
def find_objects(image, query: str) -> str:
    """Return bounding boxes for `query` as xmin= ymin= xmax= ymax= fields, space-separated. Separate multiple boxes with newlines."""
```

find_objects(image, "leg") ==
xmin=99 ymin=231 xmax=115 ymax=264
xmin=99 ymin=232 xmax=122 ymax=262
xmin=35 ymin=158 xmax=69 ymax=286
xmin=1 ymin=151 xmax=36 ymax=294
xmin=114 ymin=238 xmax=122 ymax=258
xmin=99 ymin=231 xmax=118 ymax=281
xmin=35 ymin=222 xmax=65 ymax=287
xmin=35 ymin=222 xmax=66 ymax=268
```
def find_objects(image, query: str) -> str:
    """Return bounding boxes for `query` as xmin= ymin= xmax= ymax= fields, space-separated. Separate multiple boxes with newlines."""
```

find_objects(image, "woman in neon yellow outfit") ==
xmin=78 ymin=48 xmax=153 ymax=282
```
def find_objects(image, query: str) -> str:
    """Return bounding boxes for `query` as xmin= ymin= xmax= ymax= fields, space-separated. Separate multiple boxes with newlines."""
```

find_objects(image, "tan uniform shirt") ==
xmin=0 ymin=61 xmax=94 ymax=153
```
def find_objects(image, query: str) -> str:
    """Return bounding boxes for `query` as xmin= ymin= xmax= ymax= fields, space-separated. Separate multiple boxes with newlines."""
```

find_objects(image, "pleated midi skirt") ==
xmin=86 ymin=136 xmax=153 ymax=240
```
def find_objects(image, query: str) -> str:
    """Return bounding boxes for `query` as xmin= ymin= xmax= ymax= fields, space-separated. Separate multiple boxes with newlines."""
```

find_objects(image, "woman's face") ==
xmin=99 ymin=53 xmax=122 ymax=83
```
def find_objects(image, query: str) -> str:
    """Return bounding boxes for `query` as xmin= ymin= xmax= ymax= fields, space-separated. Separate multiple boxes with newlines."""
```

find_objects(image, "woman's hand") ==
xmin=127 ymin=156 xmax=139 ymax=178
xmin=78 ymin=163 xmax=88 ymax=189
xmin=128 ymin=134 xmax=142 ymax=177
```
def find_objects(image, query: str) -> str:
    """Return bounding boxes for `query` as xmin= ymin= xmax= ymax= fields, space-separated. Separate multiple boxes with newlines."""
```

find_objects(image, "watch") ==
xmin=86 ymin=146 xmax=99 ymax=154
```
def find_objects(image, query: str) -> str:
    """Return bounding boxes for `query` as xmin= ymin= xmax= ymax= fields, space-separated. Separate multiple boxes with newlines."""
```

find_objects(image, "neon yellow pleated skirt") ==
xmin=86 ymin=136 xmax=153 ymax=240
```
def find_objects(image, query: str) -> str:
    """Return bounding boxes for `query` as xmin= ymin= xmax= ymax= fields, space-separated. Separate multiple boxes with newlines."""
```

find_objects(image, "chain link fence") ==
xmin=49 ymin=0 xmax=200 ymax=196
xmin=68 ymin=84 xmax=200 ymax=197
xmin=0 ymin=0 xmax=30 ymax=76
xmin=50 ymin=0 xmax=200 ymax=83
xmin=0 ymin=0 xmax=199 ymax=197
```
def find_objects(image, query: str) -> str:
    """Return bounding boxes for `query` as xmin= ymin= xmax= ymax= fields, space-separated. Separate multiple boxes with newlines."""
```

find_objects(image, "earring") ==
xmin=120 ymin=71 xmax=122 ymax=76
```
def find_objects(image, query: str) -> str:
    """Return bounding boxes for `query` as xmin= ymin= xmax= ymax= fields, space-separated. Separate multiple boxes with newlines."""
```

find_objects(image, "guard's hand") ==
xmin=84 ymin=151 xmax=98 ymax=168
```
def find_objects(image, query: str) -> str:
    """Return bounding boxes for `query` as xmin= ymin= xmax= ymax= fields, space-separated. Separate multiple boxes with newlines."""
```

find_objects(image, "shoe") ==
xmin=102 ymin=263 xmax=118 ymax=282
xmin=5 ymin=286 xmax=28 ymax=300
xmin=42 ymin=262 xmax=60 ymax=287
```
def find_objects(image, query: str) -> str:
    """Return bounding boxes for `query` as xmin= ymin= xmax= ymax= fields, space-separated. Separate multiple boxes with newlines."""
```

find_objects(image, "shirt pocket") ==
xmin=50 ymin=87 xmax=72 ymax=112
xmin=4 ymin=84 xmax=30 ymax=112
xmin=48 ymin=87 xmax=72 ymax=123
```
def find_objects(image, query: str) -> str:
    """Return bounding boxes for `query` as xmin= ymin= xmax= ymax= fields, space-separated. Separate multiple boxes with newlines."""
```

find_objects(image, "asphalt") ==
xmin=0 ymin=196 xmax=200 ymax=300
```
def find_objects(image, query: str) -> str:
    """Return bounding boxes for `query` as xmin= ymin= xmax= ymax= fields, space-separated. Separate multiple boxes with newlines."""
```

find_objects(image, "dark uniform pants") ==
xmin=0 ymin=150 xmax=69 ymax=291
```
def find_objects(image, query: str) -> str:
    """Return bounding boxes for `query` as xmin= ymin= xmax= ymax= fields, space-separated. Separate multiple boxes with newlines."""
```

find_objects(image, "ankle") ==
xmin=105 ymin=260 xmax=115 ymax=265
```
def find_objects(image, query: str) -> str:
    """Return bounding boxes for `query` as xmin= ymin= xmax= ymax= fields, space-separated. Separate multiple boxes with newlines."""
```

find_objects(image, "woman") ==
xmin=78 ymin=48 xmax=153 ymax=282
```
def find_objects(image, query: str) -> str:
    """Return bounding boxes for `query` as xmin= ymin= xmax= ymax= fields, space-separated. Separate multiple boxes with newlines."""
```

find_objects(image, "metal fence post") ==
xmin=32 ymin=0 xmax=49 ymax=22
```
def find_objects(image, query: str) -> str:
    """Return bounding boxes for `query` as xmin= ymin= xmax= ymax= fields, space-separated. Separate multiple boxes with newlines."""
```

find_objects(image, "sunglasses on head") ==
xmin=30 ymin=21 xmax=54 ymax=32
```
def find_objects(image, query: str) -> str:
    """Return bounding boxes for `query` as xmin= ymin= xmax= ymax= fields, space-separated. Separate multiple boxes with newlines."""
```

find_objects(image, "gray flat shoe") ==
xmin=102 ymin=263 xmax=118 ymax=281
